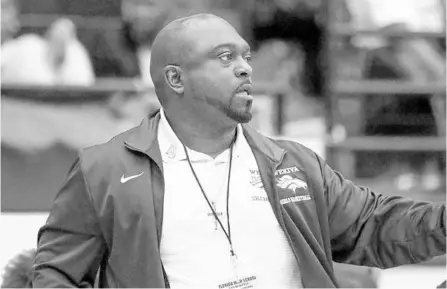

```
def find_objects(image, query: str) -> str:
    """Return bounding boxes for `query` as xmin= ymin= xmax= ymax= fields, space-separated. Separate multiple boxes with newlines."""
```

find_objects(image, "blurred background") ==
xmin=0 ymin=0 xmax=445 ymax=287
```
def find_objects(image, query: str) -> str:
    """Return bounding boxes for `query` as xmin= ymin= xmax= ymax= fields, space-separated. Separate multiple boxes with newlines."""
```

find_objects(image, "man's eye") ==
xmin=219 ymin=53 xmax=232 ymax=62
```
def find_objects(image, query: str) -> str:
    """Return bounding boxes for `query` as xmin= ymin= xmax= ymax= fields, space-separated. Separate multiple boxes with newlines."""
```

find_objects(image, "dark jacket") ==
xmin=33 ymin=110 xmax=446 ymax=288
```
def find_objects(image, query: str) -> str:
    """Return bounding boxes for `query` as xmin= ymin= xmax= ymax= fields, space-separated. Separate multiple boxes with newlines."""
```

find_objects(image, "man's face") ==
xmin=182 ymin=19 xmax=253 ymax=124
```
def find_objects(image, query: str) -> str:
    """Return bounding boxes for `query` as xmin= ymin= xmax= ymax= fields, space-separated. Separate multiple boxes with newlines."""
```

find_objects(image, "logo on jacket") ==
xmin=249 ymin=169 xmax=264 ymax=189
xmin=120 ymin=172 xmax=144 ymax=184
xmin=276 ymin=175 xmax=308 ymax=193
xmin=275 ymin=166 xmax=300 ymax=176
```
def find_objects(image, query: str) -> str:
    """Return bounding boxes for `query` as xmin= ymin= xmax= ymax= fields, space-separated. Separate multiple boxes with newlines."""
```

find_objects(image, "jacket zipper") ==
xmin=124 ymin=143 xmax=170 ymax=288
xmin=272 ymin=153 xmax=305 ymax=287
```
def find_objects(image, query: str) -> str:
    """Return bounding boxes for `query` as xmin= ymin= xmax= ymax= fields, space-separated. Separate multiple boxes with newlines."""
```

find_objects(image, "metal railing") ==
xmin=323 ymin=0 xmax=446 ymax=180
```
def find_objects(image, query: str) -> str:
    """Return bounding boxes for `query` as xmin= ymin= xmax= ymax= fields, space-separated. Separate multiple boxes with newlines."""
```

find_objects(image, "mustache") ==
xmin=235 ymin=80 xmax=253 ymax=94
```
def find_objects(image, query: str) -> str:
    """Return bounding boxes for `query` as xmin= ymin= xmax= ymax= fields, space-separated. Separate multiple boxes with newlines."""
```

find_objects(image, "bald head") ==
xmin=149 ymin=13 xmax=253 ymax=127
xmin=150 ymin=14 xmax=235 ymax=101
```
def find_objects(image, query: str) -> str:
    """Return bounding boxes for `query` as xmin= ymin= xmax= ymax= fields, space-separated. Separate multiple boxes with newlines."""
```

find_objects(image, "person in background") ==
xmin=248 ymin=0 xmax=325 ymax=97
xmin=1 ymin=16 xmax=95 ymax=86
xmin=89 ymin=0 xmax=168 ymax=86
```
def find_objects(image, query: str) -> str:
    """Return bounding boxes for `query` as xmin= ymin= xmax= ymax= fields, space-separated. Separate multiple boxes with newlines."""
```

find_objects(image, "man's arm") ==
xmin=33 ymin=157 xmax=106 ymax=287
xmin=318 ymin=157 xmax=446 ymax=269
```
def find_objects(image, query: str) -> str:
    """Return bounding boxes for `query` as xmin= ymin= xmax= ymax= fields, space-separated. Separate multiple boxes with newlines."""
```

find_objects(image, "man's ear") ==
xmin=164 ymin=65 xmax=184 ymax=95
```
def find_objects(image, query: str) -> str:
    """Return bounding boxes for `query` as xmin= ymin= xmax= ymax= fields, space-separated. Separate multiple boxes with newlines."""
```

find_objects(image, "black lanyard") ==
xmin=182 ymin=142 xmax=236 ymax=257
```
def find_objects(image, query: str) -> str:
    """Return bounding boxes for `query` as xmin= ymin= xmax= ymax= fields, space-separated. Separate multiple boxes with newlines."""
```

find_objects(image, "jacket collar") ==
xmin=123 ymin=110 xmax=163 ymax=168
xmin=123 ymin=109 xmax=285 ymax=164
xmin=241 ymin=124 xmax=285 ymax=163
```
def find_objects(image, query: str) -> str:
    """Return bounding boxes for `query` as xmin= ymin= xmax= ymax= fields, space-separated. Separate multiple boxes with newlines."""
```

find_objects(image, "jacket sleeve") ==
xmin=33 ymin=157 xmax=106 ymax=288
xmin=319 ymin=158 xmax=446 ymax=269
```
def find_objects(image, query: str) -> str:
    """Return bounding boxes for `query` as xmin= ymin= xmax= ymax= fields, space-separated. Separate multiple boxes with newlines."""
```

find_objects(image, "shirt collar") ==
xmin=157 ymin=108 xmax=248 ymax=163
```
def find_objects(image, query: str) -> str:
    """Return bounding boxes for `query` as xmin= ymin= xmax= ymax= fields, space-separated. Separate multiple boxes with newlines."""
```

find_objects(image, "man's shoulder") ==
xmin=275 ymin=137 xmax=325 ymax=171
xmin=3 ymin=34 xmax=45 ymax=48
xmin=243 ymin=125 xmax=323 ymax=166
xmin=261 ymin=133 xmax=321 ymax=162
xmin=2 ymin=34 xmax=46 ymax=65
xmin=273 ymin=137 xmax=319 ymax=157
xmin=78 ymin=125 xmax=142 ymax=169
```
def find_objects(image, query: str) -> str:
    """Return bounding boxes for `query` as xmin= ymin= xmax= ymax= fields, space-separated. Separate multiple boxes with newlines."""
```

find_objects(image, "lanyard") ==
xmin=182 ymin=142 xmax=236 ymax=257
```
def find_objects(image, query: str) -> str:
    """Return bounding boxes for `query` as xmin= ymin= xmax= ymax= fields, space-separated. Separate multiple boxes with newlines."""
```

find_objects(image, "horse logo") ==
xmin=276 ymin=175 xmax=308 ymax=193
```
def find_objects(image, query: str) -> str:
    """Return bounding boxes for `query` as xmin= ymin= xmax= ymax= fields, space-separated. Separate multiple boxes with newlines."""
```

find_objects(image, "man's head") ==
xmin=45 ymin=18 xmax=77 ymax=68
xmin=150 ymin=13 xmax=253 ymax=125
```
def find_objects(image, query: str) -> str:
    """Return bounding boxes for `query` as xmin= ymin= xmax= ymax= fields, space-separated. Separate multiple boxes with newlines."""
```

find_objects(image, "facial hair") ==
xmin=206 ymin=95 xmax=253 ymax=124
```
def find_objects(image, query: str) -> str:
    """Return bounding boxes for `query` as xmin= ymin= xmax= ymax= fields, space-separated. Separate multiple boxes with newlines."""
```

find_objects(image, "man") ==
xmin=33 ymin=14 xmax=446 ymax=288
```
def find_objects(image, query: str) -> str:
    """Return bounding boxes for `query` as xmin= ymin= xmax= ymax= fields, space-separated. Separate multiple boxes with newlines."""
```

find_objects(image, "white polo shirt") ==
xmin=158 ymin=109 xmax=302 ymax=289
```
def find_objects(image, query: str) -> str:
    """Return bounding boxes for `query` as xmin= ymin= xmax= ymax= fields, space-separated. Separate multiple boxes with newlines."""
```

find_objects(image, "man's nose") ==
xmin=234 ymin=58 xmax=252 ymax=78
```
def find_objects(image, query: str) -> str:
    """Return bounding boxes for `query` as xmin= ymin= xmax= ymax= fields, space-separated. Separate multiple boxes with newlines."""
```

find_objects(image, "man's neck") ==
xmin=163 ymin=111 xmax=237 ymax=159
